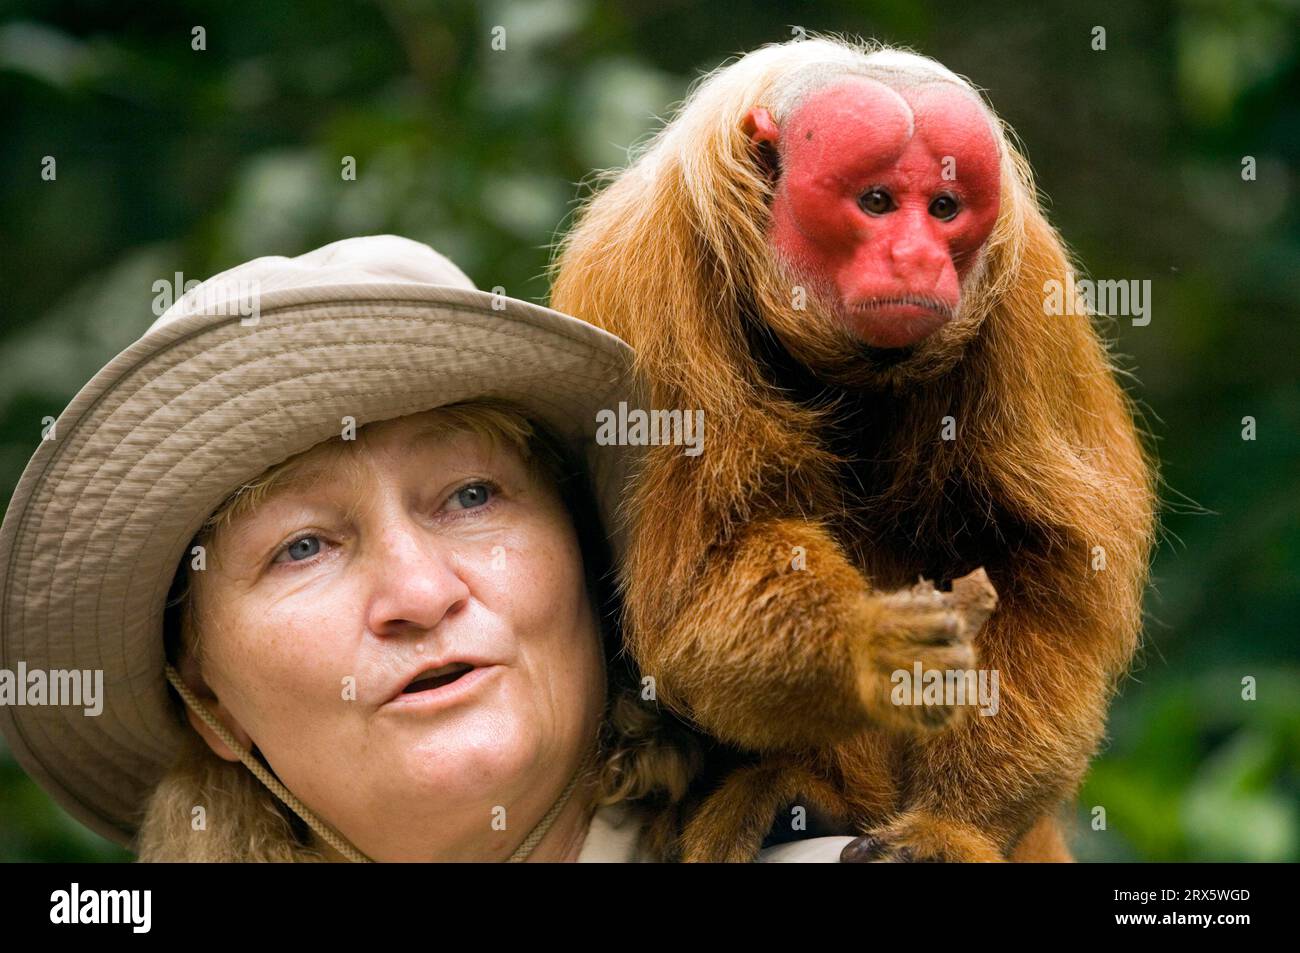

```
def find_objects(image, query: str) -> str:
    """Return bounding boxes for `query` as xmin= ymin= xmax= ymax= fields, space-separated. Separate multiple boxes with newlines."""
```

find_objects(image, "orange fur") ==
xmin=551 ymin=36 xmax=1155 ymax=862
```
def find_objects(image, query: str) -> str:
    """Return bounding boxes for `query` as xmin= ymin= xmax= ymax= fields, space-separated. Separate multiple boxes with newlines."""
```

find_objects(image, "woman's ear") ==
xmin=177 ymin=651 xmax=253 ymax=763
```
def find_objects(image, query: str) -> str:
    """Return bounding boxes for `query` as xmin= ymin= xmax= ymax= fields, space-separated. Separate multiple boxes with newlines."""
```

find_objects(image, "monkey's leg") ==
xmin=679 ymin=758 xmax=850 ymax=862
xmin=625 ymin=516 xmax=997 ymax=753
xmin=1009 ymin=811 xmax=1074 ymax=862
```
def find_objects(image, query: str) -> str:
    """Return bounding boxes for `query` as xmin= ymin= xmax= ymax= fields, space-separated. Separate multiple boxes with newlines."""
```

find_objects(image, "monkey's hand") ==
xmin=856 ymin=568 xmax=998 ymax=734
xmin=839 ymin=809 xmax=1005 ymax=863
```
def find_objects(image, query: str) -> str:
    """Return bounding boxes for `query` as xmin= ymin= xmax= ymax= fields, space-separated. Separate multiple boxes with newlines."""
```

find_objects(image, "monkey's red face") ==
xmin=748 ymin=77 xmax=1002 ymax=350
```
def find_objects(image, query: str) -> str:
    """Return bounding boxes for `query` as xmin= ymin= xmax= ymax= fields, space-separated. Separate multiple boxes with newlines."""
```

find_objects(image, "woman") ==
xmin=0 ymin=234 xmax=852 ymax=862
xmin=147 ymin=400 xmax=663 ymax=861
xmin=0 ymin=236 xmax=676 ymax=861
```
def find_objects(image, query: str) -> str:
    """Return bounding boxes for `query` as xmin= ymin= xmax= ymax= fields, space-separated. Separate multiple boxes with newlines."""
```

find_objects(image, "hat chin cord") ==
xmin=163 ymin=664 xmax=591 ymax=863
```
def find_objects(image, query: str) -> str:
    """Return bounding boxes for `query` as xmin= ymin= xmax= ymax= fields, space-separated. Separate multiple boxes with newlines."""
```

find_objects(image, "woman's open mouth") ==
xmin=402 ymin=661 xmax=475 ymax=694
xmin=384 ymin=660 xmax=500 ymax=712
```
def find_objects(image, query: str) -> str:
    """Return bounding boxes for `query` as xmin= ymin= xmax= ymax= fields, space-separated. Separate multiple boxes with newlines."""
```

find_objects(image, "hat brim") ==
xmin=0 ymin=282 xmax=641 ymax=848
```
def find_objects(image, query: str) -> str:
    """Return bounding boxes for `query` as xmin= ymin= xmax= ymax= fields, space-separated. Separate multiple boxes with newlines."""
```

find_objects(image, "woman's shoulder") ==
xmin=577 ymin=804 xmax=854 ymax=863
xmin=577 ymin=803 xmax=652 ymax=862
xmin=755 ymin=836 xmax=856 ymax=862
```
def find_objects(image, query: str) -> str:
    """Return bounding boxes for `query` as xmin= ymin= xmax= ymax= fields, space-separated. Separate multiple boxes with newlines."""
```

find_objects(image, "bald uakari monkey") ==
xmin=551 ymin=37 xmax=1156 ymax=862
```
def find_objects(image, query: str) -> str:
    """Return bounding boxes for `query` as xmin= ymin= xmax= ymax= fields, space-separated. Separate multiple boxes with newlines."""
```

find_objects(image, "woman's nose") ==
xmin=363 ymin=516 xmax=471 ymax=637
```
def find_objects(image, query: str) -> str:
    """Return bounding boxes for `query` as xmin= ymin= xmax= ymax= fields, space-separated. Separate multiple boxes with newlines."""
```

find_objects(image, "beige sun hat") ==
xmin=0 ymin=234 xmax=641 ymax=852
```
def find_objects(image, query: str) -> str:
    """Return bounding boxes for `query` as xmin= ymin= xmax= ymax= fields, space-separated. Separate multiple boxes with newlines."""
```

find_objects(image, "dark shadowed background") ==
xmin=1 ymin=0 xmax=1296 ymax=861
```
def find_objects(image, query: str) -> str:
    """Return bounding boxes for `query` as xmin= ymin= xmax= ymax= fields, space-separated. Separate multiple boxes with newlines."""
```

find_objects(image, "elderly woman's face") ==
xmin=185 ymin=412 xmax=606 ymax=861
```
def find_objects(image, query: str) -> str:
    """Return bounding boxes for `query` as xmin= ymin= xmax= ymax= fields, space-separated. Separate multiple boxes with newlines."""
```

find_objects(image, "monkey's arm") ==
xmin=621 ymin=507 xmax=993 ymax=752
xmin=844 ymin=595 xmax=1119 ymax=862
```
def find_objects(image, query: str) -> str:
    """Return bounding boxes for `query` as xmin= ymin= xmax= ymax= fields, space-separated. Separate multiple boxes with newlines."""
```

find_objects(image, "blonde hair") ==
xmin=139 ymin=400 xmax=700 ymax=861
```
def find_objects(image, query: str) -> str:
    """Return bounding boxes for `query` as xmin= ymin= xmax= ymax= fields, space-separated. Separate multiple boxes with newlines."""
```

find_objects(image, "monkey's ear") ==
xmin=742 ymin=107 xmax=781 ymax=145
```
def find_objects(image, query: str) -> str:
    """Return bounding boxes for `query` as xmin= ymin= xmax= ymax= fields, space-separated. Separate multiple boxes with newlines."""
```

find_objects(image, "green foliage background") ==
xmin=0 ymin=0 xmax=1296 ymax=862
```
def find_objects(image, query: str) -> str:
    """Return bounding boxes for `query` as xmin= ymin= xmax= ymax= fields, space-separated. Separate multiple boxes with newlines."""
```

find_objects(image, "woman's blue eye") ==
xmin=451 ymin=483 xmax=493 ymax=510
xmin=285 ymin=536 xmax=321 ymax=561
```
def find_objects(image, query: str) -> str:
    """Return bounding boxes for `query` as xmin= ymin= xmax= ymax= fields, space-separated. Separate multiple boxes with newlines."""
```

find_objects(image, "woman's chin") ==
xmin=394 ymin=716 xmax=543 ymax=794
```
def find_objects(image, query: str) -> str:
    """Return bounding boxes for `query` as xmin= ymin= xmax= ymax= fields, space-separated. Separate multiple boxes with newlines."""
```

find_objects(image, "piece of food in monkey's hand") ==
xmin=857 ymin=567 xmax=999 ymax=734
xmin=949 ymin=567 xmax=999 ymax=635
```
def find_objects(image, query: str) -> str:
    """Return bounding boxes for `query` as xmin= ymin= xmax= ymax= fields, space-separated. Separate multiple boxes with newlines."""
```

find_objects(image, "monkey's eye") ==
xmin=858 ymin=188 xmax=896 ymax=216
xmin=929 ymin=193 xmax=961 ymax=221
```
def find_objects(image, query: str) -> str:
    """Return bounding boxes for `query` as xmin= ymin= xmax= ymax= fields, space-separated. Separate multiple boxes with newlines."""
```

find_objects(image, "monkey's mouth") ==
xmin=851 ymin=296 xmax=956 ymax=322
xmin=844 ymin=297 xmax=955 ymax=349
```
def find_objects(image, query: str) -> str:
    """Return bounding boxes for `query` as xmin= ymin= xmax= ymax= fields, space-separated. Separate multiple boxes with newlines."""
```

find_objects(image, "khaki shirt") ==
xmin=577 ymin=803 xmax=855 ymax=863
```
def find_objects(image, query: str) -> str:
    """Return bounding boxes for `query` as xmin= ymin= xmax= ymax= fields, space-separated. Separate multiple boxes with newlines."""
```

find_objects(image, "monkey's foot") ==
xmin=839 ymin=810 xmax=1004 ymax=863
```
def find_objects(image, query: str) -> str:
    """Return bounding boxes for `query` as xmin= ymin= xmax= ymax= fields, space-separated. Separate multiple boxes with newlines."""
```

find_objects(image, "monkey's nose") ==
xmin=888 ymin=240 xmax=948 ymax=286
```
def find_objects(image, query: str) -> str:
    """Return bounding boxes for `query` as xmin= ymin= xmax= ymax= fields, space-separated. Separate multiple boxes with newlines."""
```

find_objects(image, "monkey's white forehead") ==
xmin=769 ymin=49 xmax=992 ymax=143
xmin=862 ymin=49 xmax=965 ymax=84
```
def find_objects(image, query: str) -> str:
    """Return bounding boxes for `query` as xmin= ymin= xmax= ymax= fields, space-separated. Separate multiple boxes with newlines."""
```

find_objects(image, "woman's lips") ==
xmin=403 ymin=661 xmax=475 ymax=693
xmin=383 ymin=663 xmax=501 ymax=713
